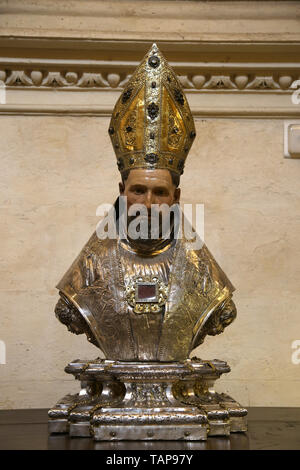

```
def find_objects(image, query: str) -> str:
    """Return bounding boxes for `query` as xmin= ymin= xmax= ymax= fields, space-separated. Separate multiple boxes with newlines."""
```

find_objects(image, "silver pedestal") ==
xmin=48 ymin=358 xmax=247 ymax=441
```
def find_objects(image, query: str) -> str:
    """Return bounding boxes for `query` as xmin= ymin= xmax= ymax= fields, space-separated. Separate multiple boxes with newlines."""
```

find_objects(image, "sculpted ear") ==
xmin=174 ymin=187 xmax=181 ymax=204
xmin=119 ymin=182 xmax=125 ymax=194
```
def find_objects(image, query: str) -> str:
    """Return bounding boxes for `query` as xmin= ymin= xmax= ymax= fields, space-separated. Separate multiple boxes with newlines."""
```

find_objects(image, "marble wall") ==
xmin=0 ymin=0 xmax=300 ymax=409
xmin=1 ymin=114 xmax=299 ymax=408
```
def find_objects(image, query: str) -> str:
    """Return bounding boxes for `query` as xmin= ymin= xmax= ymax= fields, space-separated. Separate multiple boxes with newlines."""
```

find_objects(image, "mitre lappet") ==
xmin=48 ymin=43 xmax=248 ymax=441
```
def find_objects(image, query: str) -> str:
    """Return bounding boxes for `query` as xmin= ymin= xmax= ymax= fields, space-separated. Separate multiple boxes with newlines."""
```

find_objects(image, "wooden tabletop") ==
xmin=0 ymin=407 xmax=299 ymax=450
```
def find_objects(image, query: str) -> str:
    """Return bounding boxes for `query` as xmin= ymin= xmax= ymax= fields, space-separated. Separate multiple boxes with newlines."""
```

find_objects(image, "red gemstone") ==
xmin=137 ymin=284 xmax=157 ymax=301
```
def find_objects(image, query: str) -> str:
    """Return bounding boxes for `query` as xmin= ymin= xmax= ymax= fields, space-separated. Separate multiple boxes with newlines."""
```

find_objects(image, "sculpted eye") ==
xmin=155 ymin=189 xmax=168 ymax=196
xmin=133 ymin=187 xmax=145 ymax=195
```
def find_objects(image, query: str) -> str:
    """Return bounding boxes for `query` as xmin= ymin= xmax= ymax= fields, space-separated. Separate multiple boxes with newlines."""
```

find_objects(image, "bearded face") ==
xmin=119 ymin=168 xmax=180 ymax=246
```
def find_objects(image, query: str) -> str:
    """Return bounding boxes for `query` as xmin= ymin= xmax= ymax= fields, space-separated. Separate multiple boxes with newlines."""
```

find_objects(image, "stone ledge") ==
xmin=0 ymin=36 xmax=299 ymax=117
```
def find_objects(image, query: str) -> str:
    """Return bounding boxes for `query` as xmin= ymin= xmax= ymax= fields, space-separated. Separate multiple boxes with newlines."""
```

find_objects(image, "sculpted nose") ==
xmin=144 ymin=191 xmax=153 ymax=211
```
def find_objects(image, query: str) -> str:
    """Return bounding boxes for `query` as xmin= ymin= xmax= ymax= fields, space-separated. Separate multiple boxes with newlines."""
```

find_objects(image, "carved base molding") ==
xmin=48 ymin=358 xmax=248 ymax=441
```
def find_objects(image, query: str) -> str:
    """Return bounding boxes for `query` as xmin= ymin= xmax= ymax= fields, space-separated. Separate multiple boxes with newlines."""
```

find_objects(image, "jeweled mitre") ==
xmin=108 ymin=43 xmax=196 ymax=175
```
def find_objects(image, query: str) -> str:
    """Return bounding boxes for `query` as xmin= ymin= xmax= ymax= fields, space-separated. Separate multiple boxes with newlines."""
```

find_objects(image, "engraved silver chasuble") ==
xmin=56 ymin=230 xmax=235 ymax=362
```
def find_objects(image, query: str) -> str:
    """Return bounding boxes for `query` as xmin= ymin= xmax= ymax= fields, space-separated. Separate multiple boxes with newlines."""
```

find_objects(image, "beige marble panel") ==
xmin=0 ymin=115 xmax=299 ymax=408
xmin=1 ymin=0 xmax=300 ymax=41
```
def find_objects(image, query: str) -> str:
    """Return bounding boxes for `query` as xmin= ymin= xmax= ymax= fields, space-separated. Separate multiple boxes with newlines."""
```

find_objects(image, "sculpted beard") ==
xmin=127 ymin=207 xmax=175 ymax=242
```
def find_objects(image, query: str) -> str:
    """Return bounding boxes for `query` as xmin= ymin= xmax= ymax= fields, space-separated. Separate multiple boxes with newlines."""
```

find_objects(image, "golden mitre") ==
xmin=108 ymin=43 xmax=196 ymax=176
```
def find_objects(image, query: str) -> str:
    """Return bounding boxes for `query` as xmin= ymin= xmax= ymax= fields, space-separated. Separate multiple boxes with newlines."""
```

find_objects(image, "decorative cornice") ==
xmin=0 ymin=61 xmax=299 ymax=92
xmin=0 ymin=39 xmax=300 ymax=117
